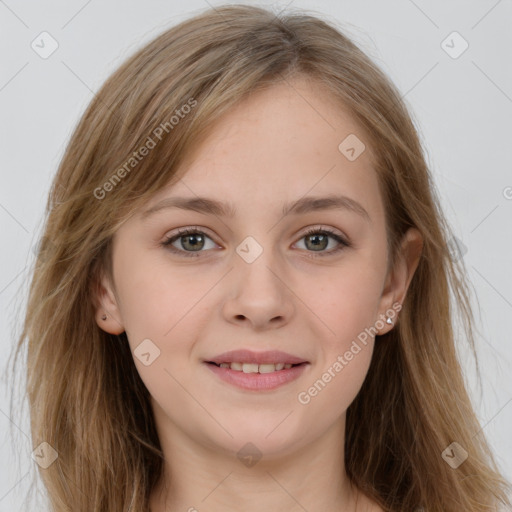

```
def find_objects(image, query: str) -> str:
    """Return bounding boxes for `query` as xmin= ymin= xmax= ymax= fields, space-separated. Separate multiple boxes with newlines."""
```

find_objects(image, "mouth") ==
xmin=206 ymin=361 xmax=306 ymax=373
xmin=204 ymin=360 xmax=309 ymax=391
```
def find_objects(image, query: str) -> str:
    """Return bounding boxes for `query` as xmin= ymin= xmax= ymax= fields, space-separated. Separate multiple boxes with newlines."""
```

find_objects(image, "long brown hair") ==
xmin=7 ymin=4 xmax=511 ymax=511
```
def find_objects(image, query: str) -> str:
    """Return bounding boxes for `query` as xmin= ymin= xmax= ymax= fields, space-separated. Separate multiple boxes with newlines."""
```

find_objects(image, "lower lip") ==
xmin=204 ymin=362 xmax=309 ymax=391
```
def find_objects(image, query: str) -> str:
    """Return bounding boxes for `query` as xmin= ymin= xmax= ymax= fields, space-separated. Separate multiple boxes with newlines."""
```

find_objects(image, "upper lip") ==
xmin=206 ymin=349 xmax=308 ymax=365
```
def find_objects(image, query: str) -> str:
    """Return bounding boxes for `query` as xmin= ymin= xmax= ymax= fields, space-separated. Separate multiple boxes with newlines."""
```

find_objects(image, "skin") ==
xmin=95 ymin=76 xmax=423 ymax=512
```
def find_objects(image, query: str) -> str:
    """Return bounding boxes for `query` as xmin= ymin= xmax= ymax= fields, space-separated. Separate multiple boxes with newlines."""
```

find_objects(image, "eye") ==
xmin=161 ymin=226 xmax=351 ymax=258
xmin=161 ymin=227 xmax=219 ymax=257
xmin=295 ymin=226 xmax=350 ymax=257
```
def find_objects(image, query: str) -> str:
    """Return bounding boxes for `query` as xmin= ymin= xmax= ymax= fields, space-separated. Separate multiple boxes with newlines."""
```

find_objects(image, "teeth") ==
xmin=242 ymin=363 xmax=259 ymax=373
xmin=259 ymin=364 xmax=277 ymax=374
xmin=217 ymin=362 xmax=296 ymax=373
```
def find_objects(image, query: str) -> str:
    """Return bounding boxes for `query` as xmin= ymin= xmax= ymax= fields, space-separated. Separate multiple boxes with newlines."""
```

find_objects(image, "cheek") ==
xmin=113 ymin=256 xmax=211 ymax=412
xmin=297 ymin=342 xmax=374 ymax=431
xmin=295 ymin=263 xmax=382 ymax=409
xmin=297 ymin=304 xmax=376 ymax=420
xmin=303 ymin=261 xmax=384 ymax=344
xmin=114 ymin=251 xmax=213 ymax=343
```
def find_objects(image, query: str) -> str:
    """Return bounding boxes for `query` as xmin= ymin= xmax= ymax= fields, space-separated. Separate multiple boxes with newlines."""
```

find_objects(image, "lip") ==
xmin=206 ymin=349 xmax=308 ymax=365
xmin=204 ymin=361 xmax=309 ymax=391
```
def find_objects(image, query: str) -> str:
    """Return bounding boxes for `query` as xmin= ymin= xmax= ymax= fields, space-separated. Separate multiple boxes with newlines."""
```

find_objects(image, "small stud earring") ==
xmin=101 ymin=313 xmax=107 ymax=321
xmin=386 ymin=317 xmax=394 ymax=325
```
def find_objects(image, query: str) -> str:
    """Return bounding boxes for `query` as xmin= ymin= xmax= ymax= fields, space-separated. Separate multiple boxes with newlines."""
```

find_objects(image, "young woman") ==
xmin=10 ymin=4 xmax=511 ymax=511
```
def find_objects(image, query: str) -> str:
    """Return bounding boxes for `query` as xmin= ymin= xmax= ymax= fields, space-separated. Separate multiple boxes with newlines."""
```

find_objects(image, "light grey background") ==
xmin=1 ymin=0 xmax=511 ymax=509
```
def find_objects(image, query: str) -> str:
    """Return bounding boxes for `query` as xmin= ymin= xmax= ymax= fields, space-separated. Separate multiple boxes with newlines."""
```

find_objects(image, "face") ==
xmin=96 ymin=76 xmax=420 ymax=460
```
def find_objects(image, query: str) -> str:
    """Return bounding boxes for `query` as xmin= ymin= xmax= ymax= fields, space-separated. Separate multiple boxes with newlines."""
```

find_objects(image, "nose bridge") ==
xmin=222 ymin=233 xmax=294 ymax=327
xmin=234 ymin=233 xmax=284 ymax=295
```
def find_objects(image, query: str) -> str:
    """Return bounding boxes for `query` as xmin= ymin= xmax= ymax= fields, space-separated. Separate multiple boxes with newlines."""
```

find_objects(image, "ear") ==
xmin=92 ymin=269 xmax=125 ymax=335
xmin=376 ymin=227 xmax=423 ymax=334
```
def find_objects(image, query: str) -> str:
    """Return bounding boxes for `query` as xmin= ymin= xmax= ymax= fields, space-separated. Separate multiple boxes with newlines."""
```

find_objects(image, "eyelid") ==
xmin=163 ymin=225 xmax=217 ymax=241
xmin=299 ymin=224 xmax=348 ymax=241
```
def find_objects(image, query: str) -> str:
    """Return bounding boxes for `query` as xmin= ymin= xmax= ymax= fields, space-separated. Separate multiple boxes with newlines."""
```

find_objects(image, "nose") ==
xmin=221 ymin=245 xmax=295 ymax=331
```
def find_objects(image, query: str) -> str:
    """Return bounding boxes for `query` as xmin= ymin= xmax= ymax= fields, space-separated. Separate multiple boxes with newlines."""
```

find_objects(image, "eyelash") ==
xmin=161 ymin=226 xmax=351 ymax=259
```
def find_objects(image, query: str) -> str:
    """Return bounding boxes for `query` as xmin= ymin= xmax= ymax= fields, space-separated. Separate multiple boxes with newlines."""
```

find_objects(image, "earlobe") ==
xmin=92 ymin=271 xmax=125 ymax=335
xmin=96 ymin=309 xmax=125 ymax=335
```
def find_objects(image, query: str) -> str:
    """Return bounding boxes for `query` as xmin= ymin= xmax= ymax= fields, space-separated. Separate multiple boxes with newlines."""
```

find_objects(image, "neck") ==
xmin=148 ymin=410 xmax=362 ymax=512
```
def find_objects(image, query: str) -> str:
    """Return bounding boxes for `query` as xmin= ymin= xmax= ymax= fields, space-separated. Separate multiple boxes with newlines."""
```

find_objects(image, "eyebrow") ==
xmin=141 ymin=194 xmax=371 ymax=222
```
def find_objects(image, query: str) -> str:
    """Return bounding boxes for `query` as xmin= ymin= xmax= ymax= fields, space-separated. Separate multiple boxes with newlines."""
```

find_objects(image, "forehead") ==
xmin=142 ymin=77 xmax=384 ymax=224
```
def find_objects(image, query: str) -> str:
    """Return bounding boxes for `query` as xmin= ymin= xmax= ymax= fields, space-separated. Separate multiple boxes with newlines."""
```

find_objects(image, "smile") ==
xmin=204 ymin=361 xmax=309 ymax=391
xmin=211 ymin=362 xmax=297 ymax=373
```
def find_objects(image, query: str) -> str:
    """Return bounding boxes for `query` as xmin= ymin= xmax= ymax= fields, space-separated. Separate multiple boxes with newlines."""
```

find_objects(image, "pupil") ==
xmin=307 ymin=234 xmax=327 ymax=251
xmin=183 ymin=234 xmax=203 ymax=251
